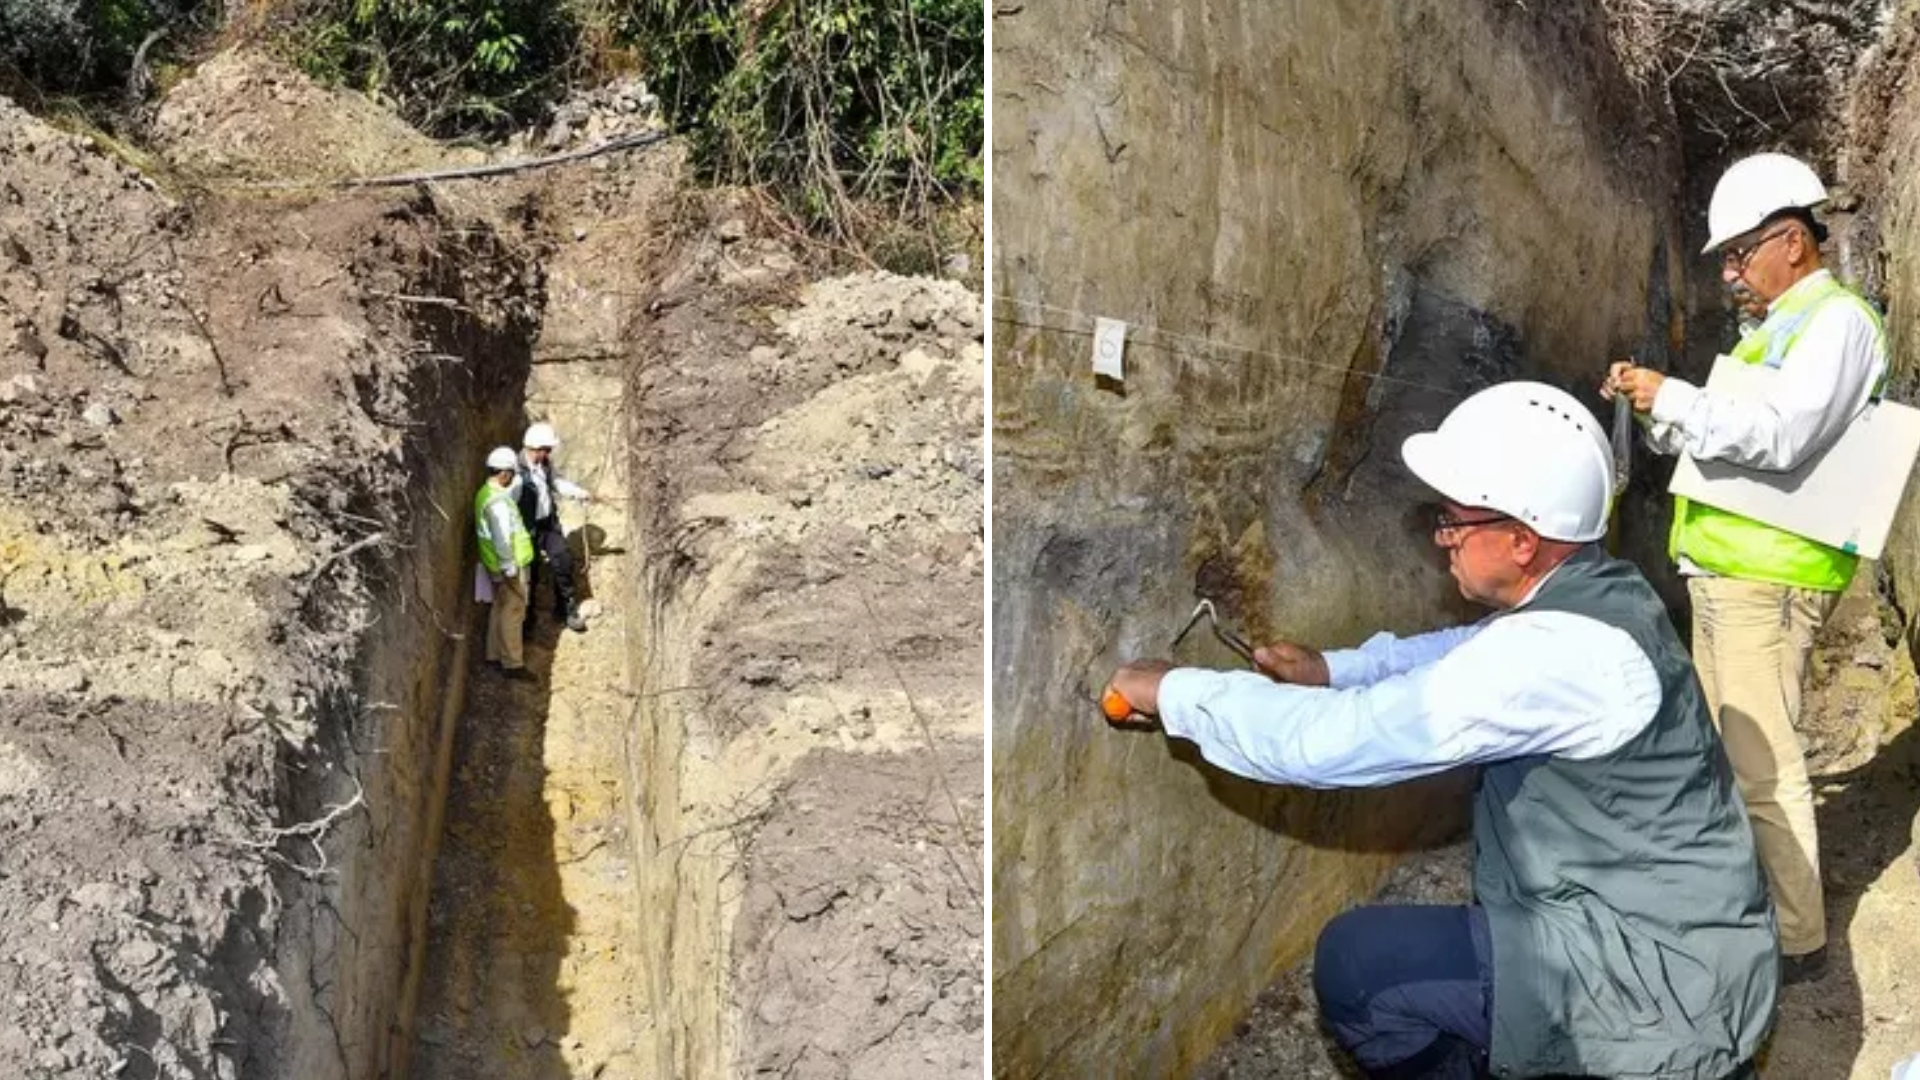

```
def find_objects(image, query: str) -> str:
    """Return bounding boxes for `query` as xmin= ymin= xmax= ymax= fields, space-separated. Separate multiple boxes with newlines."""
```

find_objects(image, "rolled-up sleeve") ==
xmin=1157 ymin=611 xmax=1661 ymax=789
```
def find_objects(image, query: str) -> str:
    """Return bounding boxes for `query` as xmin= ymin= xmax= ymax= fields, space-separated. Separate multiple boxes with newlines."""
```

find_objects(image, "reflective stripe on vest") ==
xmin=1668 ymin=274 xmax=1888 ymax=590
xmin=474 ymin=482 xmax=534 ymax=572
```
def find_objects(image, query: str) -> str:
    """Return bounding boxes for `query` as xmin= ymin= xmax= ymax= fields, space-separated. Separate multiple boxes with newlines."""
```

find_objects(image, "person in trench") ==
xmin=1103 ymin=382 xmax=1775 ymax=1080
xmin=514 ymin=421 xmax=598 ymax=634
xmin=476 ymin=445 xmax=536 ymax=681
xmin=1606 ymin=152 xmax=1889 ymax=986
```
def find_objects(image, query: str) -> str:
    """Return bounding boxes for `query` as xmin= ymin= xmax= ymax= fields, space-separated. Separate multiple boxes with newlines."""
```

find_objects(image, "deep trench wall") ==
xmin=620 ymin=229 xmax=987 ymax=1078
xmin=1862 ymin=6 xmax=1920 ymax=651
xmin=267 ymin=203 xmax=539 ymax=1080
xmin=992 ymin=1 xmax=1669 ymax=1073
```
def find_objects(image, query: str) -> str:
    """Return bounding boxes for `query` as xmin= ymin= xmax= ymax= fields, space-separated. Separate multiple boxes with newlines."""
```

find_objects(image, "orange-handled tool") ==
xmin=1101 ymin=686 xmax=1135 ymax=724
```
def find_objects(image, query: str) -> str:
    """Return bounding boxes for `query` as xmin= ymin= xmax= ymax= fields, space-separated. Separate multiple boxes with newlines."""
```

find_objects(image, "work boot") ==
xmin=564 ymin=604 xmax=587 ymax=634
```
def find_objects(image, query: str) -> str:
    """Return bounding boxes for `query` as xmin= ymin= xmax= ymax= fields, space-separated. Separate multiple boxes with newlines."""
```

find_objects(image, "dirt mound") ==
xmin=735 ymin=742 xmax=985 ymax=1078
xmin=724 ymin=273 xmax=983 ymax=1075
xmin=152 ymin=49 xmax=461 ymax=183
xmin=720 ymin=271 xmax=982 ymax=558
xmin=151 ymin=47 xmax=674 ymax=191
xmin=1 ymin=92 xmax=296 ymax=1077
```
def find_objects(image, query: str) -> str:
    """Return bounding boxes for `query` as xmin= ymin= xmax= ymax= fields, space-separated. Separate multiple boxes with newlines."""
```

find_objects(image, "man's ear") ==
xmin=1509 ymin=525 xmax=1541 ymax=566
xmin=1789 ymin=221 xmax=1815 ymax=266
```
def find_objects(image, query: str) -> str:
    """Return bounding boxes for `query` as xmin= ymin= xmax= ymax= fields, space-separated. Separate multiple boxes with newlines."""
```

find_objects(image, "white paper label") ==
xmin=1092 ymin=317 xmax=1127 ymax=380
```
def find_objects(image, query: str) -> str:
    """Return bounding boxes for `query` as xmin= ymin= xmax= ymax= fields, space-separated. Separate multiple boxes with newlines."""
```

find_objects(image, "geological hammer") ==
xmin=1102 ymin=598 xmax=1258 ymax=724
xmin=1169 ymin=598 xmax=1255 ymax=665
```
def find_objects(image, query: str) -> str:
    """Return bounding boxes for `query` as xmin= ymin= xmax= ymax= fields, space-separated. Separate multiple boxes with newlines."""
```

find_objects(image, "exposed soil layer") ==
xmin=624 ymin=247 xmax=986 ymax=1076
xmin=2 ymin=71 xmax=545 ymax=1074
xmin=992 ymin=0 xmax=1920 ymax=1074
xmin=2 ymin=47 xmax=984 ymax=1080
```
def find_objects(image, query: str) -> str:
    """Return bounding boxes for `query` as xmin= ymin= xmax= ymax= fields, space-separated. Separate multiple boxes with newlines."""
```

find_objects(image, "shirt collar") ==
xmin=1509 ymin=544 xmax=1598 ymax=611
xmin=1767 ymin=268 xmax=1832 ymax=314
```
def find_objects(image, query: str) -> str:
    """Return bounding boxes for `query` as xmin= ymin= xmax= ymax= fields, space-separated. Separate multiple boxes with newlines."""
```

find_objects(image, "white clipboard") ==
xmin=1667 ymin=355 xmax=1920 ymax=560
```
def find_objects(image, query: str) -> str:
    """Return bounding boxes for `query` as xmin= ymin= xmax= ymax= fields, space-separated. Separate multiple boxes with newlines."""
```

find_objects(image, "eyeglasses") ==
xmin=1721 ymin=227 xmax=1792 ymax=273
xmin=1432 ymin=509 xmax=1511 ymax=543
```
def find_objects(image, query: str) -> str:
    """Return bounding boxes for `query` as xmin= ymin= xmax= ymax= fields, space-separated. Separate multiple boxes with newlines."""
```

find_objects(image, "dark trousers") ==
xmin=1314 ymin=905 xmax=1758 ymax=1080
xmin=1313 ymin=905 xmax=1492 ymax=1079
xmin=525 ymin=517 xmax=577 ymax=620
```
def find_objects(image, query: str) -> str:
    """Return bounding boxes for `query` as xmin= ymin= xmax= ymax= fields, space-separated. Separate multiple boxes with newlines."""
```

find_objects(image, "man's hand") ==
xmin=1252 ymin=641 xmax=1330 ymax=686
xmin=1600 ymin=360 xmax=1627 ymax=402
xmin=501 ymin=565 xmax=517 ymax=579
xmin=1104 ymin=660 xmax=1173 ymax=723
xmin=1602 ymin=360 xmax=1664 ymax=414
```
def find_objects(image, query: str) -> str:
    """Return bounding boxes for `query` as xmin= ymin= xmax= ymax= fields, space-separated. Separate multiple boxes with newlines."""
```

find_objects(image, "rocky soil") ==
xmin=1 ymin=43 xmax=983 ymax=1080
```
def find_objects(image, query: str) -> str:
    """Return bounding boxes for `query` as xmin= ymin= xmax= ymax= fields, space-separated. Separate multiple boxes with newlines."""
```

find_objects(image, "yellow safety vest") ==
xmin=1668 ymin=274 xmax=1888 ymax=591
xmin=474 ymin=481 xmax=534 ymax=572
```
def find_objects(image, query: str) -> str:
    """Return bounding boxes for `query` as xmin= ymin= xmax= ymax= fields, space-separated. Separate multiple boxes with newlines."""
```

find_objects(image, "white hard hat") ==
xmin=485 ymin=446 xmax=518 ymax=472
xmin=1400 ymin=381 xmax=1614 ymax=543
xmin=1702 ymin=153 xmax=1829 ymax=254
xmin=523 ymin=422 xmax=559 ymax=449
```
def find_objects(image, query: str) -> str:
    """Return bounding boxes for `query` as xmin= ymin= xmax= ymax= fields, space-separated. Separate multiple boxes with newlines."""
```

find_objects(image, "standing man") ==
xmin=1105 ymin=383 xmax=1774 ymax=1080
xmin=516 ymin=421 xmax=594 ymax=634
xmin=476 ymin=446 xmax=535 ymax=681
xmin=1607 ymin=151 xmax=1888 ymax=984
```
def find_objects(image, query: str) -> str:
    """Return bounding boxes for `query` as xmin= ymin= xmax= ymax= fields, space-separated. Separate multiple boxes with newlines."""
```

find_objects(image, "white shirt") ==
xmin=1646 ymin=270 xmax=1884 ymax=576
xmin=1156 ymin=579 xmax=1661 ymax=789
xmin=513 ymin=452 xmax=589 ymax=521
xmin=1646 ymin=269 xmax=1884 ymax=469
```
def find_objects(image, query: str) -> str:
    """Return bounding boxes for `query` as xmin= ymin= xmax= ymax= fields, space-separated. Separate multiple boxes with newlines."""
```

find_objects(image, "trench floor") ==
xmin=410 ymin=449 xmax=646 ymax=1079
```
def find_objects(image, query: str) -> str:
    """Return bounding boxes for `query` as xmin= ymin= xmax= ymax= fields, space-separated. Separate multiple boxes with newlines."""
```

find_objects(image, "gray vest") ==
xmin=1477 ymin=548 xmax=1776 ymax=1078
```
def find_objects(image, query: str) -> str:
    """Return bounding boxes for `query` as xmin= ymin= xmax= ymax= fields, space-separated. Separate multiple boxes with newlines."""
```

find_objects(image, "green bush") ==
xmin=284 ymin=0 xmax=581 ymax=137
xmin=2 ymin=0 xmax=984 ymax=256
xmin=624 ymin=0 xmax=985 ymax=229
xmin=0 ymin=0 xmax=207 ymax=101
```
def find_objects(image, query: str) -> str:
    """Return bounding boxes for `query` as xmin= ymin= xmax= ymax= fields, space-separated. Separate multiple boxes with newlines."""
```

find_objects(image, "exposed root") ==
xmin=231 ymin=776 xmax=367 ymax=881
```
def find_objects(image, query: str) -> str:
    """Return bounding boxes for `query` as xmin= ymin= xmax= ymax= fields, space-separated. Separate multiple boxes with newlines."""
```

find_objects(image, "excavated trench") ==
xmin=0 ymin=50 xmax=981 ymax=1080
xmin=269 ymin=206 xmax=662 ymax=1080
xmin=402 ymin=368 xmax=648 ymax=1079
xmin=276 ymin=195 xmax=986 ymax=1080
xmin=250 ymin=236 xmax=665 ymax=1080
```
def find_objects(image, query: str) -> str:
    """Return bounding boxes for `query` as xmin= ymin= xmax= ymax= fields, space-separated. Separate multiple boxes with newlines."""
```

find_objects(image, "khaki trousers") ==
xmin=487 ymin=572 xmax=529 ymax=670
xmin=1688 ymin=575 xmax=1839 ymax=956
